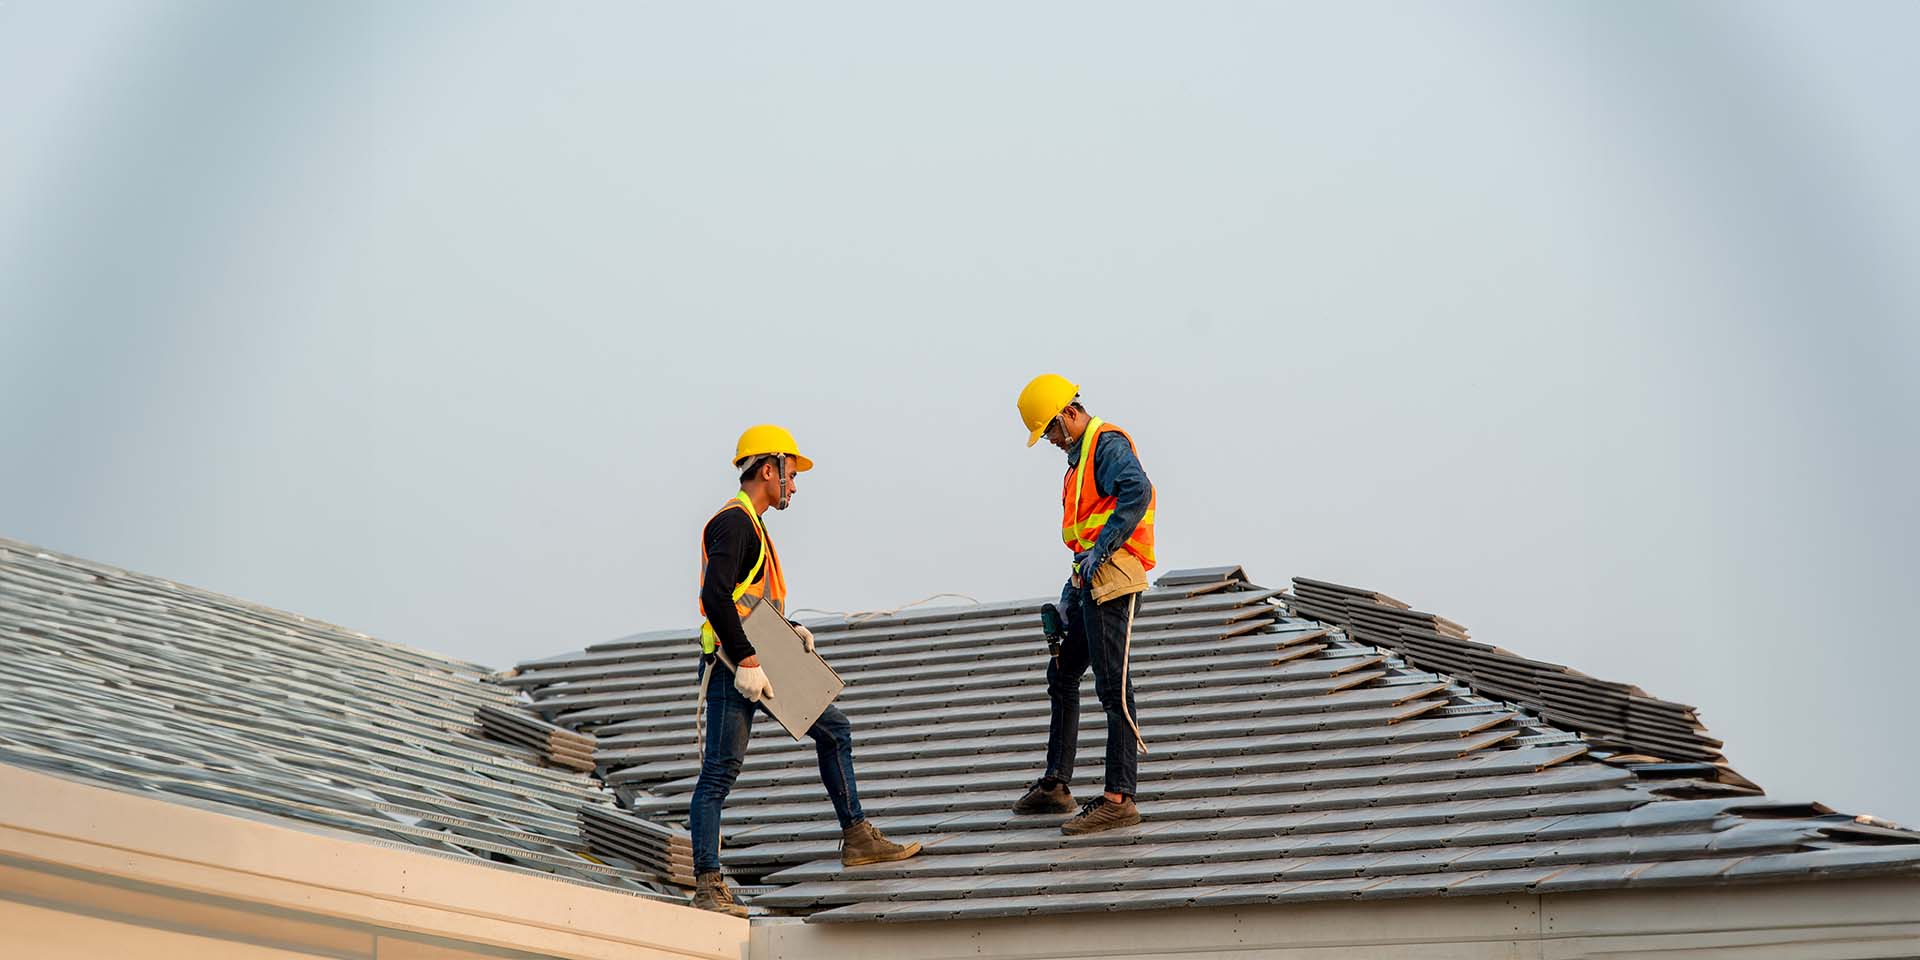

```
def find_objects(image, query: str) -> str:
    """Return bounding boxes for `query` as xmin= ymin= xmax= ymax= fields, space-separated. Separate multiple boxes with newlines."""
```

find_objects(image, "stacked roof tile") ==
xmin=1288 ymin=577 xmax=1730 ymax=768
xmin=0 ymin=538 xmax=677 ymax=898
xmin=506 ymin=565 xmax=1920 ymax=922
xmin=581 ymin=804 xmax=697 ymax=887
xmin=477 ymin=704 xmax=598 ymax=774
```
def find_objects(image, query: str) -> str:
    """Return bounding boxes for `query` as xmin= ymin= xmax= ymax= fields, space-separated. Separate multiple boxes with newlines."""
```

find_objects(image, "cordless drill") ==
xmin=1039 ymin=602 xmax=1065 ymax=664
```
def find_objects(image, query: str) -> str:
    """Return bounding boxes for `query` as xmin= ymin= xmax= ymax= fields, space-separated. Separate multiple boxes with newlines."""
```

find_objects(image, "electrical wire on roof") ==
xmin=790 ymin=593 xmax=981 ymax=625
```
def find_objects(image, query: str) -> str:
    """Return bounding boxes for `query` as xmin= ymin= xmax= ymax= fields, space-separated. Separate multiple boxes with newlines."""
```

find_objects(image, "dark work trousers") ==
xmin=1043 ymin=588 xmax=1142 ymax=797
xmin=688 ymin=655 xmax=863 ymax=874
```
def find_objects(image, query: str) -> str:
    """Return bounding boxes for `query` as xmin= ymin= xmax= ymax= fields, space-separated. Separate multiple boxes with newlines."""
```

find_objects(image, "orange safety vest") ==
xmin=697 ymin=491 xmax=786 ymax=654
xmin=1061 ymin=418 xmax=1156 ymax=570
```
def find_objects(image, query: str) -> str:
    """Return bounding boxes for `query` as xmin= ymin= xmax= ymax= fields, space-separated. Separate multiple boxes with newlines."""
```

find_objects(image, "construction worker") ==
xmin=688 ymin=425 xmax=921 ymax=917
xmin=1010 ymin=376 xmax=1157 ymax=835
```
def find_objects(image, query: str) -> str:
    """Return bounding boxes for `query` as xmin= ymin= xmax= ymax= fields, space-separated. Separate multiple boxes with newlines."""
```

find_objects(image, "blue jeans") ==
xmin=688 ymin=655 xmax=864 ymax=874
xmin=1043 ymin=586 xmax=1141 ymax=797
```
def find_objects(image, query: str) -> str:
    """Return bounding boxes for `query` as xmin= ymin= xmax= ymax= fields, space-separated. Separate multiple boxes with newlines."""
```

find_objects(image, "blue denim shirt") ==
xmin=1059 ymin=428 xmax=1154 ymax=608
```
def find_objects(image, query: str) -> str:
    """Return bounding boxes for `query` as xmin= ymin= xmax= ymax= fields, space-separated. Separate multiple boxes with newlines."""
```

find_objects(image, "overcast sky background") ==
xmin=3 ymin=2 xmax=1915 ymax=822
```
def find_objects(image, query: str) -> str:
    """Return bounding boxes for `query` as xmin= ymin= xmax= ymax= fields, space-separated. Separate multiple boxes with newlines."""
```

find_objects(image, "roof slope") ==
xmin=0 ymin=538 xmax=674 ymax=899
xmin=507 ymin=565 xmax=1920 ymax=922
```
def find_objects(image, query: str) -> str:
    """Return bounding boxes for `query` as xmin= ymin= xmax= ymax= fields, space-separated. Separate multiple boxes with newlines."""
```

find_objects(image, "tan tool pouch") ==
xmin=1090 ymin=550 xmax=1150 ymax=604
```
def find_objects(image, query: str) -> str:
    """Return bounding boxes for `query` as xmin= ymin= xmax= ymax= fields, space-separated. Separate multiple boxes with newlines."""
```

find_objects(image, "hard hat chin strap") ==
xmin=773 ymin=454 xmax=793 ymax=510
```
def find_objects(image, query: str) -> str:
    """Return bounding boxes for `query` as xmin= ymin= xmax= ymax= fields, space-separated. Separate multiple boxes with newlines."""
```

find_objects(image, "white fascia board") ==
xmin=752 ymin=878 xmax=1920 ymax=960
xmin=0 ymin=764 xmax=745 ymax=960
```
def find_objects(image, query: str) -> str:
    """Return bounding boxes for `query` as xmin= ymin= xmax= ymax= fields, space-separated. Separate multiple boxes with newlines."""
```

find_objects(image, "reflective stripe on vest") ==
xmin=698 ymin=491 xmax=785 ymax=654
xmin=1060 ymin=417 xmax=1157 ymax=570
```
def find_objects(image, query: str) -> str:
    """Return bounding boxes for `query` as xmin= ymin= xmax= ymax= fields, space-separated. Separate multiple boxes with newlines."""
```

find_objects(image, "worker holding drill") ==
xmin=687 ymin=425 xmax=921 ymax=917
xmin=1010 ymin=376 xmax=1157 ymax=835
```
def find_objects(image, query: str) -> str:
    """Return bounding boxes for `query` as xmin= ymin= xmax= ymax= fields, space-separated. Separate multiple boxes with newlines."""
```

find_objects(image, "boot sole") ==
xmin=842 ymin=841 xmax=923 ymax=867
xmin=1061 ymin=812 xmax=1142 ymax=836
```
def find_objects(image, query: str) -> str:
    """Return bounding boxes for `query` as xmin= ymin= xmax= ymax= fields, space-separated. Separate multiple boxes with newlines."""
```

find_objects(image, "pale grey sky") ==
xmin=3 ymin=2 xmax=1915 ymax=823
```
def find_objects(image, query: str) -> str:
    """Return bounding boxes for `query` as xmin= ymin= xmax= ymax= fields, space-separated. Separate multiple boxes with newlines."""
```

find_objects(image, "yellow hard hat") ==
xmin=1016 ymin=374 xmax=1079 ymax=447
xmin=733 ymin=424 xmax=814 ymax=472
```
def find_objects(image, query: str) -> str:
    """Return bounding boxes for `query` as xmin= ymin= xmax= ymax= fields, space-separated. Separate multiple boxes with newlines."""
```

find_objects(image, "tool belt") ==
xmin=1089 ymin=550 xmax=1150 ymax=604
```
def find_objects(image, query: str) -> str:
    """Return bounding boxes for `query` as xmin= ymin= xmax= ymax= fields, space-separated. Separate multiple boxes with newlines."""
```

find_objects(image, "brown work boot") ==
xmin=1061 ymin=795 xmax=1141 ymax=836
xmin=689 ymin=871 xmax=748 ymax=918
xmin=841 ymin=819 xmax=922 ymax=866
xmin=1011 ymin=776 xmax=1076 ymax=814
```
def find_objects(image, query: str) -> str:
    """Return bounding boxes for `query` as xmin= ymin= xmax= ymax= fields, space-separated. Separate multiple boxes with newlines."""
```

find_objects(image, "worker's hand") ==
xmin=733 ymin=664 xmax=775 ymax=702
xmin=1077 ymin=551 xmax=1106 ymax=585
xmin=793 ymin=624 xmax=815 ymax=654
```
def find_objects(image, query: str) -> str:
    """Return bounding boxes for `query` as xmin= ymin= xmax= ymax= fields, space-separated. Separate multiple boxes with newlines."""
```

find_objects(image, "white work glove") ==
xmin=732 ymin=664 xmax=775 ymax=702
xmin=794 ymin=624 xmax=815 ymax=654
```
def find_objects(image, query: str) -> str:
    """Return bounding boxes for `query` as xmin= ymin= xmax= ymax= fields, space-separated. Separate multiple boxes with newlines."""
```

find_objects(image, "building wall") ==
xmin=2 ymin=897 xmax=348 ymax=960
xmin=751 ymin=876 xmax=1920 ymax=960
xmin=0 ymin=765 xmax=747 ymax=960
xmin=0 ymin=855 xmax=569 ymax=960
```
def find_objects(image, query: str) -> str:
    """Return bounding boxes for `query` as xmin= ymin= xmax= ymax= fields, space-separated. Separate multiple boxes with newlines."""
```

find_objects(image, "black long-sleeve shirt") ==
xmin=700 ymin=506 xmax=768 ymax=664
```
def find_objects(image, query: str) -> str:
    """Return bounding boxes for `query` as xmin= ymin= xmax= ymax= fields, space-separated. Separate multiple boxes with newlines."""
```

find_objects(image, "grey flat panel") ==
xmin=1270 ymin=874 xmax=1399 ymax=902
xmin=1342 ymin=868 xmax=1487 ymax=899
xmin=800 ymin=900 xmax=920 ymax=923
xmin=1702 ymin=822 xmax=1821 ymax=851
xmin=1625 ymin=856 xmax=1743 ymax=884
xmin=1361 ymin=847 xmax=1474 ymax=876
xmin=1443 ymin=789 xmax=1644 ymax=822
xmin=1529 ymin=862 xmax=1649 ymax=892
xmin=1451 ymin=811 xmax=1622 ymax=845
xmin=1723 ymin=845 xmax=1920 ymax=880
xmin=584 ymin=628 xmax=705 ymax=653
xmin=726 ymin=598 xmax=845 ymax=742
xmin=1156 ymin=565 xmax=1247 ymax=586
xmin=930 ymin=873 xmax=1053 ymax=900
xmin=1427 ymin=866 xmax=1560 ymax=897
xmin=1617 ymin=797 xmax=1757 ymax=830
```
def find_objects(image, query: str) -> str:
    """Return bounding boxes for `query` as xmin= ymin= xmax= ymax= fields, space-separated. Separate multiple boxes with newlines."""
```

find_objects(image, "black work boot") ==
xmin=689 ymin=871 xmax=748 ymax=917
xmin=1061 ymin=795 xmax=1142 ymax=836
xmin=1011 ymin=776 xmax=1076 ymax=815
xmin=841 ymin=820 xmax=923 ymax=866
